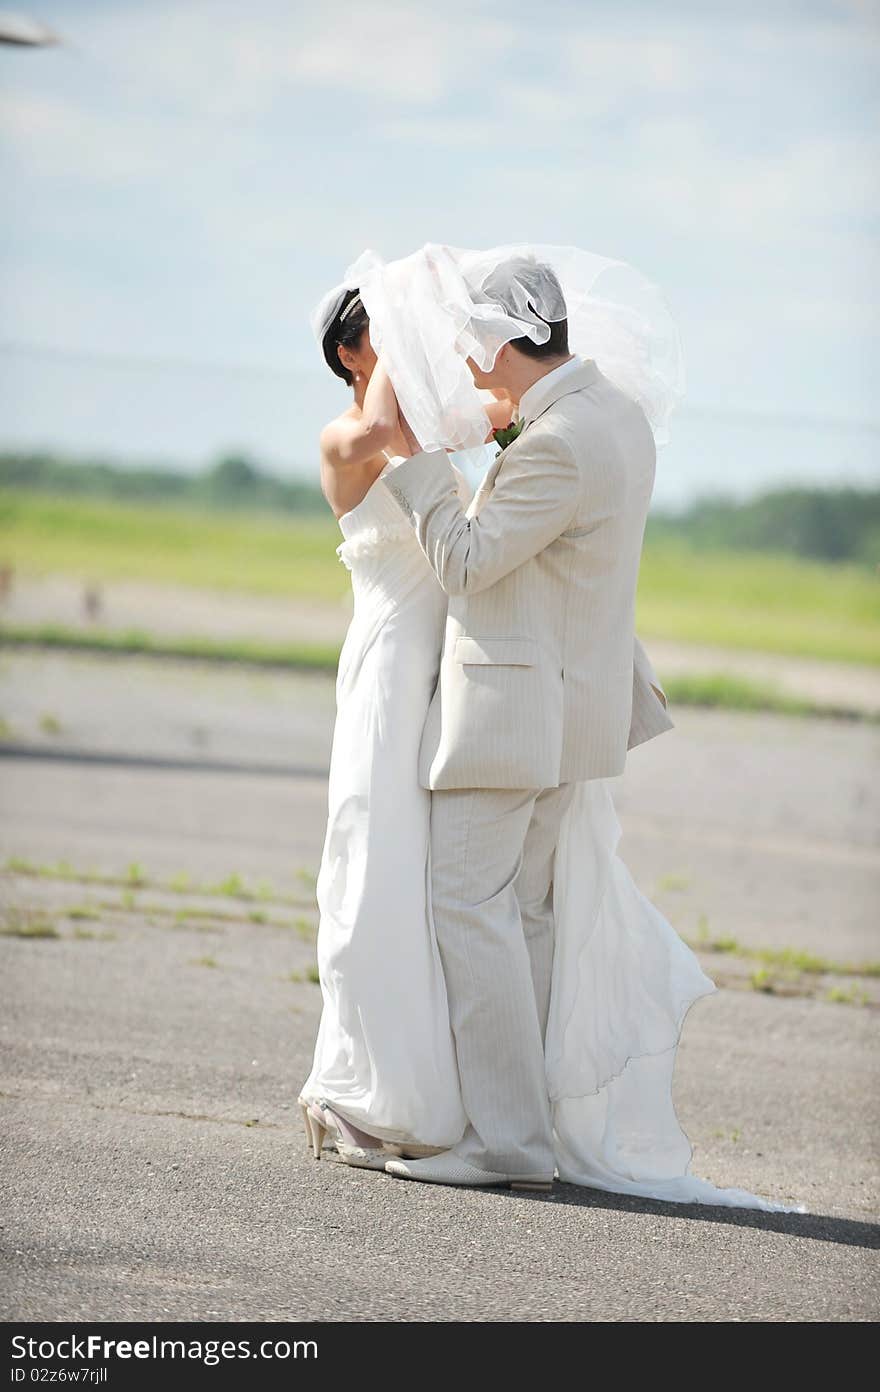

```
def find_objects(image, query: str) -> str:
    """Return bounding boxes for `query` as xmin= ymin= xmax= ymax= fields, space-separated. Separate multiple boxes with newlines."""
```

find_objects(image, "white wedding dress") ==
xmin=300 ymin=456 xmax=804 ymax=1212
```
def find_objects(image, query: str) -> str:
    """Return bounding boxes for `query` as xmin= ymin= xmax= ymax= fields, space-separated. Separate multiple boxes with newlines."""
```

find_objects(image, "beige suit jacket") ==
xmin=385 ymin=357 xmax=674 ymax=790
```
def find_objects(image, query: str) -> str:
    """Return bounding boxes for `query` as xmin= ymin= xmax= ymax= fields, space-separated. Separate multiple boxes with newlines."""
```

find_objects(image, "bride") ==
xmin=298 ymin=248 xmax=804 ymax=1213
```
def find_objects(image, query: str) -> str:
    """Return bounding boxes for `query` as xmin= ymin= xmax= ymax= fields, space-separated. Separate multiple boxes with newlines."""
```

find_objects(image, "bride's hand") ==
xmin=482 ymin=392 xmax=516 ymax=439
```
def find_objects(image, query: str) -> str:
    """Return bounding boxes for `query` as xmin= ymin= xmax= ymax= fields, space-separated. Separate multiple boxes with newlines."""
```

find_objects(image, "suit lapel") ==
xmin=470 ymin=359 xmax=600 ymax=515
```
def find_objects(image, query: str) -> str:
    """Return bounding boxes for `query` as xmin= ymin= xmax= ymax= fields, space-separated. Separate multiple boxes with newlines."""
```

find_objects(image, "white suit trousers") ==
xmin=429 ymin=781 xmax=576 ymax=1177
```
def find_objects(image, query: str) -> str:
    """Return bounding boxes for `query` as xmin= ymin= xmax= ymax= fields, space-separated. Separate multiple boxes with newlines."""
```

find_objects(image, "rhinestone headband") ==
xmin=339 ymin=292 xmax=362 ymax=322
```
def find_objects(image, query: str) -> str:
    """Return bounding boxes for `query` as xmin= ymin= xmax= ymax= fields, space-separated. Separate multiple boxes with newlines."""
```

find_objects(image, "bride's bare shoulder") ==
xmin=319 ymin=405 xmax=361 ymax=458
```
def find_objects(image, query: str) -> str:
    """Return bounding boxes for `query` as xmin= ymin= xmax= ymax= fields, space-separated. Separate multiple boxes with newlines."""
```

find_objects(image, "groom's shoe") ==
xmin=384 ymin=1149 xmax=553 ymax=1192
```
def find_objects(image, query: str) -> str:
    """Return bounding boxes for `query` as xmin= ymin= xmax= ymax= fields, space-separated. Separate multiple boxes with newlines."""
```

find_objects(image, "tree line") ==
xmin=1 ymin=450 xmax=877 ymax=566
xmin=0 ymin=451 xmax=328 ymax=515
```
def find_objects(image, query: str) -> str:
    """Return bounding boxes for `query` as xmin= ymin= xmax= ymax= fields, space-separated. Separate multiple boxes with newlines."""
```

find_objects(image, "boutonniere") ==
xmin=492 ymin=417 xmax=524 ymax=456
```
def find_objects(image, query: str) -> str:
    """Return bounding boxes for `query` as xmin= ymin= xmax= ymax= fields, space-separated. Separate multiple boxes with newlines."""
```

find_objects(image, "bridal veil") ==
xmin=320 ymin=242 xmax=686 ymax=453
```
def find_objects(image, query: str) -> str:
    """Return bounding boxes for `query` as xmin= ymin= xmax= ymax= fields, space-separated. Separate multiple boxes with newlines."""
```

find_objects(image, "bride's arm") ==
xmin=319 ymin=360 xmax=399 ymax=469
xmin=319 ymin=360 xmax=401 ymax=515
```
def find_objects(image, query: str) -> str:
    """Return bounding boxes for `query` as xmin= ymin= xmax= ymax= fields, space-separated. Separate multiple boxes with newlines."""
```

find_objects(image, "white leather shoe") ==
xmin=384 ymin=1149 xmax=553 ymax=1192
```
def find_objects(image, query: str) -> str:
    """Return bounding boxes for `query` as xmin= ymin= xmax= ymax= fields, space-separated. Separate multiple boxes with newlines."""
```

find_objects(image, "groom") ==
xmin=382 ymin=256 xmax=673 ymax=1191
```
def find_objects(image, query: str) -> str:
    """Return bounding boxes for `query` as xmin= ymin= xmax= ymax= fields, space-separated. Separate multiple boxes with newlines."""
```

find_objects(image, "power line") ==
xmin=2 ymin=338 xmax=879 ymax=436
xmin=683 ymin=405 xmax=880 ymax=437
xmin=0 ymin=339 xmax=299 ymax=382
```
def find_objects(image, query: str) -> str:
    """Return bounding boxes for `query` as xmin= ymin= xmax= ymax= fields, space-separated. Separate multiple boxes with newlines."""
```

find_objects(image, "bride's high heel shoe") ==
xmin=298 ymin=1096 xmax=390 ymax=1170
xmin=299 ymin=1099 xmax=327 ymax=1159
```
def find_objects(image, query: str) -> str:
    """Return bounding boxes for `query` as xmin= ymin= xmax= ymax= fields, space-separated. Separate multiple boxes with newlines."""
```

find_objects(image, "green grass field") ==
xmin=636 ymin=540 xmax=879 ymax=665
xmin=1 ymin=489 xmax=878 ymax=665
xmin=0 ymin=489 xmax=343 ymax=600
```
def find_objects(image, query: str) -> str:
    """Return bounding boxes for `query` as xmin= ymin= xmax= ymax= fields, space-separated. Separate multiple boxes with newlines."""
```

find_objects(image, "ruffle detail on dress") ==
xmin=336 ymin=522 xmax=416 ymax=571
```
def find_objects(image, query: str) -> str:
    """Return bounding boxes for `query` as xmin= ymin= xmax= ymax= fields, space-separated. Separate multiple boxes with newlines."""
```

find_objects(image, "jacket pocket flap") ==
xmin=454 ymin=636 xmax=537 ymax=667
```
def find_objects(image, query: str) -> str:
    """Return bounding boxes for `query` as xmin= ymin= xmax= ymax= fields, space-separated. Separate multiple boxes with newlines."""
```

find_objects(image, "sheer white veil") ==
xmin=312 ymin=242 xmax=685 ymax=453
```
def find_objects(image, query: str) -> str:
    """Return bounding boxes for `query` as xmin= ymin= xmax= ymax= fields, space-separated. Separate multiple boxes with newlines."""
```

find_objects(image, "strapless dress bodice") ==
xmin=336 ymin=456 xmax=418 ymax=571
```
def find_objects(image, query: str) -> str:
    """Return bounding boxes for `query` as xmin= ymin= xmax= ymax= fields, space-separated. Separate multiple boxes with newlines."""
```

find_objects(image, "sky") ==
xmin=1 ymin=0 xmax=878 ymax=508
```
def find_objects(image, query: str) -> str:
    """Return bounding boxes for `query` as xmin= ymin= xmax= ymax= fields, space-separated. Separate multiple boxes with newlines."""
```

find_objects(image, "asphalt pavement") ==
xmin=1 ymin=649 xmax=878 ymax=1321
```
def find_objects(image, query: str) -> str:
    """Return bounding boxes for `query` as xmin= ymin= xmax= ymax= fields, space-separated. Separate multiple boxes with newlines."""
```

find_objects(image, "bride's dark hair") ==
xmin=322 ymin=289 xmax=370 ymax=386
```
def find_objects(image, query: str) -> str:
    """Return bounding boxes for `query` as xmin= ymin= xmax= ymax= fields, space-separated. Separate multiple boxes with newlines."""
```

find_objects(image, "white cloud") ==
xmin=1 ymin=0 xmax=877 ymax=439
xmin=62 ymin=0 xmax=516 ymax=116
xmin=375 ymin=114 xmax=509 ymax=147
xmin=290 ymin=3 xmax=514 ymax=104
xmin=0 ymin=91 xmax=186 ymax=180
xmin=565 ymin=33 xmax=699 ymax=102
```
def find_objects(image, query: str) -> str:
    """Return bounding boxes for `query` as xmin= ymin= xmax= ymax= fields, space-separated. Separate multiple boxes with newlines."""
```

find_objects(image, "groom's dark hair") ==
xmin=511 ymin=312 xmax=569 ymax=359
xmin=507 ymin=263 xmax=569 ymax=359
